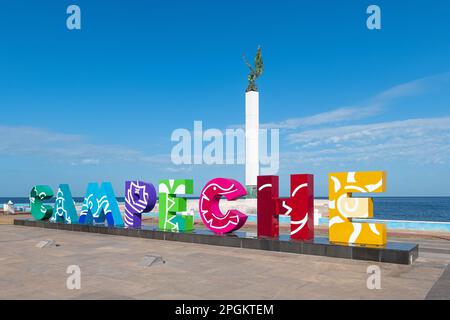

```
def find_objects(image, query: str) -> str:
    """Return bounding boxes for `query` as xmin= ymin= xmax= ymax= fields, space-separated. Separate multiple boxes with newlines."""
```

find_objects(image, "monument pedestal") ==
xmin=245 ymin=90 xmax=259 ymax=198
xmin=14 ymin=218 xmax=419 ymax=265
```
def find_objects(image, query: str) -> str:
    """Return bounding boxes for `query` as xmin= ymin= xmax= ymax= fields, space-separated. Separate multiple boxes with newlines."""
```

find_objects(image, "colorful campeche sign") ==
xmin=328 ymin=171 xmax=387 ymax=246
xmin=29 ymin=171 xmax=388 ymax=246
xmin=124 ymin=181 xmax=156 ymax=229
xmin=199 ymin=178 xmax=248 ymax=234
xmin=158 ymin=179 xmax=194 ymax=232
xmin=257 ymin=174 xmax=314 ymax=240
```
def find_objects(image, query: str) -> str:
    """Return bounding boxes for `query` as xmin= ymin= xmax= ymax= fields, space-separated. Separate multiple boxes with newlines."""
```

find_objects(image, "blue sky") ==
xmin=1 ymin=0 xmax=450 ymax=197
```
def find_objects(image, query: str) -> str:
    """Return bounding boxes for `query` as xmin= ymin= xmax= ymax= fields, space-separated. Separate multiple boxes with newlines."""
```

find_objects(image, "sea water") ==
xmin=2 ymin=197 xmax=450 ymax=223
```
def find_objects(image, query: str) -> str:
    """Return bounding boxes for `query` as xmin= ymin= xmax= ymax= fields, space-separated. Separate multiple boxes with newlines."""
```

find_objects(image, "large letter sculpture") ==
xmin=30 ymin=185 xmax=54 ymax=220
xmin=79 ymin=182 xmax=124 ymax=227
xmin=158 ymin=179 xmax=194 ymax=232
xmin=124 ymin=181 xmax=157 ymax=228
xmin=257 ymin=175 xmax=314 ymax=240
xmin=329 ymin=171 xmax=387 ymax=246
xmin=50 ymin=184 xmax=78 ymax=224
xmin=199 ymin=178 xmax=248 ymax=234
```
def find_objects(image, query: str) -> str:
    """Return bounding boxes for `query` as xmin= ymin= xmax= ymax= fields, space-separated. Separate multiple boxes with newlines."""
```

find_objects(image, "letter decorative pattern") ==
xmin=30 ymin=185 xmax=54 ymax=220
xmin=79 ymin=182 xmax=124 ymax=227
xmin=199 ymin=178 xmax=248 ymax=234
xmin=328 ymin=171 xmax=387 ymax=246
xmin=158 ymin=179 xmax=194 ymax=232
xmin=124 ymin=181 xmax=157 ymax=228
xmin=50 ymin=184 xmax=78 ymax=224
xmin=257 ymin=174 xmax=314 ymax=240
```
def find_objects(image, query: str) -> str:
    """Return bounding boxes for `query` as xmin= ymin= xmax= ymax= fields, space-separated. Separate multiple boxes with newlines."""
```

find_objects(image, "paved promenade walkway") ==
xmin=0 ymin=224 xmax=449 ymax=299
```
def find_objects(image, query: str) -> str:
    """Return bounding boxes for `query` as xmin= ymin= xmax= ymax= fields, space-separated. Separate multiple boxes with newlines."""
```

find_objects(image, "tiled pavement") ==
xmin=0 ymin=225 xmax=449 ymax=299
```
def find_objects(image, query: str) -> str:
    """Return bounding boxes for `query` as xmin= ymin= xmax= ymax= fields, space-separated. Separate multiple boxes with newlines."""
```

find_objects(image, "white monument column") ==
xmin=245 ymin=90 xmax=259 ymax=197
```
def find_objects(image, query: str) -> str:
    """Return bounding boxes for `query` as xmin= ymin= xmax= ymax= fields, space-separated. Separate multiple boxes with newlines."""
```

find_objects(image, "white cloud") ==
xmin=374 ymin=72 xmax=450 ymax=101
xmin=0 ymin=125 xmax=174 ymax=168
xmin=80 ymin=158 xmax=100 ymax=165
xmin=255 ymin=72 xmax=450 ymax=131
xmin=261 ymin=105 xmax=381 ymax=129
xmin=263 ymin=73 xmax=450 ymax=167
xmin=287 ymin=117 xmax=450 ymax=145
xmin=284 ymin=117 xmax=450 ymax=165
xmin=228 ymin=104 xmax=381 ymax=130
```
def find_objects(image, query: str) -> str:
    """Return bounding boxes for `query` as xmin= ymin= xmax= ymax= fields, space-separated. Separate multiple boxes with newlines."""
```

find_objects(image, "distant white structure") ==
xmin=245 ymin=90 xmax=259 ymax=196
xmin=314 ymin=209 xmax=321 ymax=226
xmin=3 ymin=200 xmax=15 ymax=214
